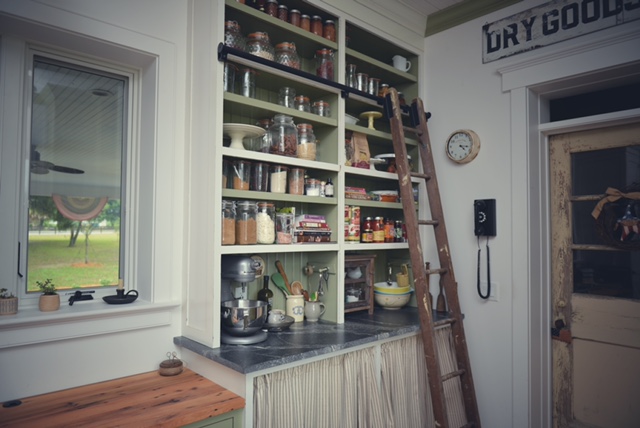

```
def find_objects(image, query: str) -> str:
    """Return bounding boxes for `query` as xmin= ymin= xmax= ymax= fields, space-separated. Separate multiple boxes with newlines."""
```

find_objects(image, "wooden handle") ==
xmin=275 ymin=260 xmax=293 ymax=294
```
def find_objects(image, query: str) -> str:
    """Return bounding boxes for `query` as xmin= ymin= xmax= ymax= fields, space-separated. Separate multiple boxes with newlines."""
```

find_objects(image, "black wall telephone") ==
xmin=474 ymin=199 xmax=496 ymax=300
xmin=474 ymin=199 xmax=496 ymax=237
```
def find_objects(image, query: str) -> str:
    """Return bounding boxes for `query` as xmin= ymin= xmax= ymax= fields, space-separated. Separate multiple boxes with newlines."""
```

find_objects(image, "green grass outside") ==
xmin=27 ymin=232 xmax=120 ymax=292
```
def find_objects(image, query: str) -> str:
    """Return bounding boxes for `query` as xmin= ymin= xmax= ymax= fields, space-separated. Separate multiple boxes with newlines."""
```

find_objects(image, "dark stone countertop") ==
xmin=174 ymin=307 xmax=423 ymax=374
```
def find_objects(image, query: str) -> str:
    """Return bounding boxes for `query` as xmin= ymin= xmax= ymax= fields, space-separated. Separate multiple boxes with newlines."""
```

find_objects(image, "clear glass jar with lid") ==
xmin=256 ymin=202 xmax=276 ymax=244
xmin=297 ymin=123 xmax=316 ymax=161
xmin=235 ymin=201 xmax=257 ymax=245
xmin=246 ymin=32 xmax=275 ymax=61
xmin=315 ymin=48 xmax=334 ymax=80
xmin=268 ymin=114 xmax=298 ymax=157
xmin=222 ymin=200 xmax=236 ymax=245
xmin=224 ymin=21 xmax=246 ymax=51
xmin=275 ymin=42 xmax=301 ymax=70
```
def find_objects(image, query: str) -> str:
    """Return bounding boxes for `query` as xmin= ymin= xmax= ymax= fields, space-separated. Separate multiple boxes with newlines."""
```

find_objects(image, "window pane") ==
xmin=571 ymin=146 xmax=640 ymax=196
xmin=573 ymin=250 xmax=640 ymax=299
xmin=27 ymin=56 xmax=126 ymax=292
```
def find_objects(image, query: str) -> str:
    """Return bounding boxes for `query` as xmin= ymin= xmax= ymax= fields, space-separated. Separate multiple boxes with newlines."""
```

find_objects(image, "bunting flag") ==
xmin=52 ymin=194 xmax=108 ymax=221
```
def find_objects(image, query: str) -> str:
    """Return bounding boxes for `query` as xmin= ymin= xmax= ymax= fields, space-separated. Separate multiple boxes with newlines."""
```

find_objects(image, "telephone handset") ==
xmin=474 ymin=199 xmax=496 ymax=299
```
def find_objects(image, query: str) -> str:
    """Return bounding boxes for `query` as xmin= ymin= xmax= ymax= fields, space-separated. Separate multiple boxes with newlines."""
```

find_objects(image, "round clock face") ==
xmin=446 ymin=130 xmax=480 ymax=164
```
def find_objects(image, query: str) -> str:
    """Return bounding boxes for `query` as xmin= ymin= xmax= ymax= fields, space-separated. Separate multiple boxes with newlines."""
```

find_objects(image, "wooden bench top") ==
xmin=0 ymin=369 xmax=244 ymax=427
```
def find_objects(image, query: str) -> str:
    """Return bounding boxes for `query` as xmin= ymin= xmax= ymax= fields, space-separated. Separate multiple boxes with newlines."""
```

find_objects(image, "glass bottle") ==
xmin=224 ymin=21 xmax=246 ymax=51
xmin=325 ymin=178 xmax=334 ymax=197
xmin=310 ymin=15 xmax=323 ymax=36
xmin=268 ymin=114 xmax=297 ymax=157
xmin=346 ymin=64 xmax=357 ymax=88
xmin=222 ymin=200 xmax=236 ymax=245
xmin=315 ymin=48 xmax=334 ymax=80
xmin=323 ymin=20 xmax=336 ymax=42
xmin=256 ymin=202 xmax=276 ymax=244
xmin=275 ymin=42 xmax=301 ymax=69
xmin=246 ymin=32 xmax=275 ymax=61
xmin=235 ymin=201 xmax=257 ymax=245
xmin=297 ymin=123 xmax=316 ymax=161
xmin=257 ymin=275 xmax=274 ymax=312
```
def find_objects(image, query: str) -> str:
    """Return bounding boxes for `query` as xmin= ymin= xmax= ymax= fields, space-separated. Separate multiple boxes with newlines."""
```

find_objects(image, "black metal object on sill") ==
xmin=217 ymin=43 xmax=412 ymax=114
xmin=67 ymin=290 xmax=94 ymax=306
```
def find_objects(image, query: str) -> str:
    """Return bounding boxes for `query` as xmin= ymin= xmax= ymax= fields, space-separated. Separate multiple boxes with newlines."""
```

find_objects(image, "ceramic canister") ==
xmin=285 ymin=294 xmax=304 ymax=322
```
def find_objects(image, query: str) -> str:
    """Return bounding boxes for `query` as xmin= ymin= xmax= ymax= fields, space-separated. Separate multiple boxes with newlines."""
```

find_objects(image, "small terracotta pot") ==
xmin=0 ymin=297 xmax=18 ymax=315
xmin=39 ymin=294 xmax=60 ymax=312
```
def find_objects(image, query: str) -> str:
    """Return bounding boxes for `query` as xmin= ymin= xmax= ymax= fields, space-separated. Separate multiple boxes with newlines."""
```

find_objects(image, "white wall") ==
xmin=423 ymin=1 xmax=640 ymax=427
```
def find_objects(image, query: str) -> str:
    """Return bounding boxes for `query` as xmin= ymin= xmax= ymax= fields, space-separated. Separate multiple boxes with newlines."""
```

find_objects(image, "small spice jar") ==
xmin=294 ymin=95 xmax=310 ymax=112
xmin=265 ymin=0 xmax=278 ymax=17
xmin=323 ymin=20 xmax=336 ymax=42
xmin=297 ymin=123 xmax=316 ymax=161
xmin=300 ymin=14 xmax=311 ymax=31
xmin=312 ymin=100 xmax=330 ymax=117
xmin=268 ymin=114 xmax=298 ymax=157
xmin=246 ymin=32 xmax=275 ymax=61
xmin=235 ymin=201 xmax=257 ymax=245
xmin=315 ymin=48 xmax=334 ymax=80
xmin=256 ymin=202 xmax=276 ymax=244
xmin=310 ymin=15 xmax=323 ymax=36
xmin=277 ymin=4 xmax=288 ymax=21
xmin=275 ymin=42 xmax=301 ymax=69
xmin=270 ymin=165 xmax=289 ymax=193
xmin=222 ymin=200 xmax=236 ymax=245
xmin=289 ymin=9 xmax=301 ymax=26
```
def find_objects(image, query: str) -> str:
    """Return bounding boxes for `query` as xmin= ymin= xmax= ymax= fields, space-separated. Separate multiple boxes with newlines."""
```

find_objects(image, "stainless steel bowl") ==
xmin=220 ymin=299 xmax=268 ymax=337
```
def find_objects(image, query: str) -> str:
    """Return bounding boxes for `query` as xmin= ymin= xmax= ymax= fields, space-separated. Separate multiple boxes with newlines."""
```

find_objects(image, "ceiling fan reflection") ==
xmin=30 ymin=147 xmax=84 ymax=175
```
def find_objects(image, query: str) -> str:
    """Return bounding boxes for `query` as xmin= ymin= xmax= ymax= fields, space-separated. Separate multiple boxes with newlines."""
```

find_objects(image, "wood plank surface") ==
xmin=0 ymin=369 xmax=244 ymax=427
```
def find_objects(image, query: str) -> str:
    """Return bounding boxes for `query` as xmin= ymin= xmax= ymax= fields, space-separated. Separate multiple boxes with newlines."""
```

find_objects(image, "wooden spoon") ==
xmin=291 ymin=281 xmax=303 ymax=295
xmin=275 ymin=260 xmax=293 ymax=295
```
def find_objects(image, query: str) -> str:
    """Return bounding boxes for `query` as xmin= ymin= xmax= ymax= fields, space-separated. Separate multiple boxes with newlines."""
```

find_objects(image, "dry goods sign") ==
xmin=482 ymin=0 xmax=640 ymax=63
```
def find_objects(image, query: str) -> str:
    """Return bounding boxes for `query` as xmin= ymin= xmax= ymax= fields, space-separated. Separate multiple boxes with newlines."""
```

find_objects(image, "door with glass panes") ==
xmin=550 ymin=122 xmax=640 ymax=428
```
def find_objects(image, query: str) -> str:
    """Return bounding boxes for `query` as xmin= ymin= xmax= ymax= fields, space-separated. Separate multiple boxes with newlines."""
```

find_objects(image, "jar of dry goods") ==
xmin=297 ymin=123 xmax=316 ymax=161
xmin=270 ymin=165 xmax=289 ymax=193
xmin=222 ymin=200 xmax=236 ymax=245
xmin=224 ymin=21 xmax=246 ymax=51
xmin=312 ymin=100 xmax=330 ymax=117
xmin=235 ymin=201 xmax=257 ymax=245
xmin=246 ymin=32 xmax=275 ymax=61
xmin=315 ymin=48 xmax=334 ymax=80
xmin=268 ymin=114 xmax=298 ymax=157
xmin=288 ymin=167 xmax=305 ymax=195
xmin=323 ymin=20 xmax=336 ymax=42
xmin=256 ymin=202 xmax=276 ymax=244
xmin=232 ymin=159 xmax=251 ymax=190
xmin=277 ymin=4 xmax=288 ymax=21
xmin=251 ymin=161 xmax=270 ymax=191
xmin=275 ymin=42 xmax=301 ymax=69
xmin=294 ymin=95 xmax=310 ymax=112
xmin=278 ymin=86 xmax=296 ymax=108
xmin=289 ymin=9 xmax=301 ymax=26
xmin=300 ymin=14 xmax=311 ymax=31
xmin=265 ymin=0 xmax=278 ymax=17
xmin=310 ymin=15 xmax=323 ymax=36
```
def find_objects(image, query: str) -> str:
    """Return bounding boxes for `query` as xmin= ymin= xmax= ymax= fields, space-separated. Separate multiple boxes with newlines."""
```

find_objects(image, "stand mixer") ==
xmin=220 ymin=255 xmax=269 ymax=345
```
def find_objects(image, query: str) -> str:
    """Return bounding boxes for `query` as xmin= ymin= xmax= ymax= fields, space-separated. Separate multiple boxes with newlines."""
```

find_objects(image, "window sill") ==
xmin=0 ymin=300 xmax=180 ymax=349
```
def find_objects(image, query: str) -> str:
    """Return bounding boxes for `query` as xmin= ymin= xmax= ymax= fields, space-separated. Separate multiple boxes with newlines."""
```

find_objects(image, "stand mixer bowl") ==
xmin=221 ymin=299 xmax=268 ymax=336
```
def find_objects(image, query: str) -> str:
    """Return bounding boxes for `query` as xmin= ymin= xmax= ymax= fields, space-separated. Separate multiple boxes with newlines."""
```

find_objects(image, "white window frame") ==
xmin=0 ymin=10 xmax=181 ymax=348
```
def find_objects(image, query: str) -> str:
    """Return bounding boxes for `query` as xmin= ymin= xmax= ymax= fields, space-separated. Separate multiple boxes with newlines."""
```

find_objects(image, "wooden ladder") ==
xmin=383 ymin=87 xmax=481 ymax=428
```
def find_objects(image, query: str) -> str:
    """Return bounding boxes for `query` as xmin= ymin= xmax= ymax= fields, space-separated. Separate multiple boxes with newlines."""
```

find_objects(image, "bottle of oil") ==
xmin=257 ymin=275 xmax=273 ymax=313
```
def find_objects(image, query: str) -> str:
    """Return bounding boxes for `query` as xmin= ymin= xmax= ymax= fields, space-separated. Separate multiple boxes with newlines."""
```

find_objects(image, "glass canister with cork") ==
xmin=296 ymin=123 xmax=316 ymax=161
xmin=268 ymin=114 xmax=298 ymax=157
xmin=235 ymin=201 xmax=257 ymax=245
xmin=256 ymin=202 xmax=276 ymax=244
xmin=222 ymin=200 xmax=236 ymax=245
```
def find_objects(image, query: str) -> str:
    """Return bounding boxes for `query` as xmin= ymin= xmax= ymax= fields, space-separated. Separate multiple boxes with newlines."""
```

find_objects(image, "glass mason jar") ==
xmin=222 ymin=200 xmax=236 ymax=245
xmin=323 ymin=20 xmax=336 ymax=42
xmin=346 ymin=64 xmax=357 ymax=88
xmin=289 ymin=9 xmax=301 ymax=26
xmin=246 ymin=32 xmax=275 ymax=61
xmin=312 ymin=100 xmax=330 ymax=117
xmin=310 ymin=15 xmax=323 ymax=36
xmin=256 ymin=202 xmax=276 ymax=244
xmin=277 ymin=4 xmax=288 ymax=21
xmin=235 ymin=201 xmax=257 ymax=245
xmin=300 ymin=14 xmax=311 ymax=31
xmin=251 ymin=161 xmax=270 ymax=191
xmin=315 ymin=48 xmax=334 ymax=80
xmin=276 ymin=213 xmax=294 ymax=244
xmin=254 ymin=118 xmax=272 ymax=153
xmin=297 ymin=123 xmax=316 ymax=161
xmin=224 ymin=21 xmax=246 ymax=51
xmin=294 ymin=95 xmax=310 ymax=112
xmin=268 ymin=114 xmax=298 ymax=157
xmin=278 ymin=86 xmax=296 ymax=108
xmin=265 ymin=0 xmax=278 ymax=17
xmin=239 ymin=68 xmax=256 ymax=98
xmin=275 ymin=42 xmax=301 ymax=70
xmin=270 ymin=165 xmax=289 ymax=193
xmin=288 ymin=167 xmax=305 ymax=195
xmin=232 ymin=159 xmax=251 ymax=190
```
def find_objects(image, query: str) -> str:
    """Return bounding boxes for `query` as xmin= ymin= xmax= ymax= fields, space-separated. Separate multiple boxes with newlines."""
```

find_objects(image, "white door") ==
xmin=549 ymin=122 xmax=640 ymax=428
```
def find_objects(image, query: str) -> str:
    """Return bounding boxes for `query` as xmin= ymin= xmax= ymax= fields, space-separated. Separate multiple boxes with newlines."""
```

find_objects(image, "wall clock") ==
xmin=445 ymin=129 xmax=480 ymax=164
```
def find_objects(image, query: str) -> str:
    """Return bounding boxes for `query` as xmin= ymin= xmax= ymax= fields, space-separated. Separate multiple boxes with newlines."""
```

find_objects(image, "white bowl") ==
xmin=345 ymin=114 xmax=359 ymax=125
xmin=374 ymin=291 xmax=412 ymax=310
xmin=347 ymin=268 xmax=362 ymax=279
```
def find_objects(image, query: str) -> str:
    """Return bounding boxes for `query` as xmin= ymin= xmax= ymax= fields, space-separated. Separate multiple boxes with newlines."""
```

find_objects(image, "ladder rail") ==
xmin=384 ymin=88 xmax=481 ymax=428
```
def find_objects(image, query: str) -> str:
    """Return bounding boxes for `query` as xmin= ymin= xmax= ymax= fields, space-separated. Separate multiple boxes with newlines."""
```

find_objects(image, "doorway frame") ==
xmin=499 ymin=22 xmax=640 ymax=428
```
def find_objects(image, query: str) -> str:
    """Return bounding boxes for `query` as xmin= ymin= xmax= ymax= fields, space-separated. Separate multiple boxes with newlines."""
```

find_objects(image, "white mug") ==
xmin=392 ymin=55 xmax=411 ymax=72
xmin=268 ymin=309 xmax=286 ymax=324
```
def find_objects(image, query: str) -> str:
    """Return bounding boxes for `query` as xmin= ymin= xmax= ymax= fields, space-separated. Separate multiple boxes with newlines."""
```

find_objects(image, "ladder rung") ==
xmin=441 ymin=368 xmax=466 ymax=382
xmin=402 ymin=125 xmax=422 ymax=136
xmin=460 ymin=423 xmax=476 ymax=428
xmin=418 ymin=219 xmax=439 ymax=226
xmin=410 ymin=172 xmax=431 ymax=181
xmin=434 ymin=317 xmax=456 ymax=328
xmin=426 ymin=267 xmax=447 ymax=275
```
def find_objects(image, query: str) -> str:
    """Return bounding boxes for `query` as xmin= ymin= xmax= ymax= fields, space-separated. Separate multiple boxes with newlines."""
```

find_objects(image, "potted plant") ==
xmin=0 ymin=288 xmax=18 ymax=315
xmin=37 ymin=279 xmax=60 ymax=312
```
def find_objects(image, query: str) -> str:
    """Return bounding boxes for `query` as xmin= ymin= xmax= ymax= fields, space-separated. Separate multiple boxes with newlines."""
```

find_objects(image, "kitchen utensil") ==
xmin=291 ymin=280 xmax=304 ymax=295
xmin=271 ymin=273 xmax=290 ymax=296
xmin=302 ymin=289 xmax=310 ymax=301
xmin=220 ymin=299 xmax=268 ymax=336
xmin=275 ymin=260 xmax=293 ymax=294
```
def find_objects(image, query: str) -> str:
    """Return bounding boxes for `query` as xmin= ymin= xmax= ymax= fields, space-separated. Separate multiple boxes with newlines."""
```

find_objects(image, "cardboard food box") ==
xmin=293 ymin=229 xmax=332 ymax=243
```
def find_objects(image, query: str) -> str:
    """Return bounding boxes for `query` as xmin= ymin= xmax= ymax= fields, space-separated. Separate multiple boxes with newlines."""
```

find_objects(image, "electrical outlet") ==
xmin=479 ymin=281 xmax=499 ymax=302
